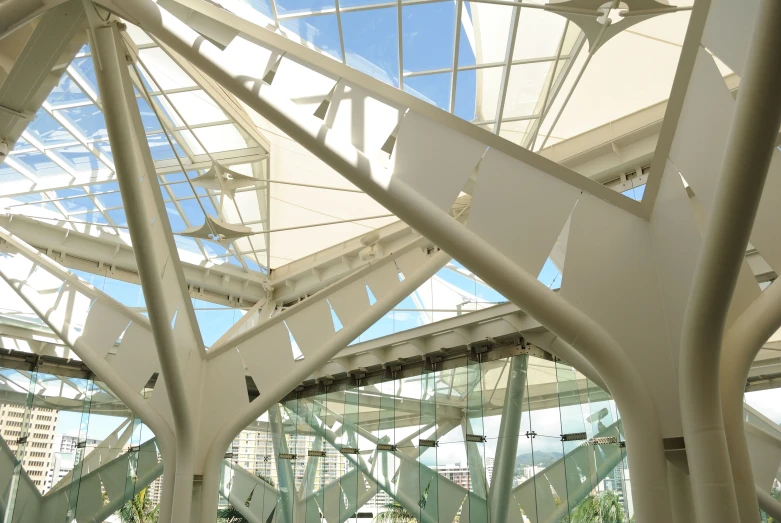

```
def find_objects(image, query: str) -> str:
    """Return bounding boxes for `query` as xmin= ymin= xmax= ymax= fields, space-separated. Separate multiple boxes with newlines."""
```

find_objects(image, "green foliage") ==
xmin=217 ymin=505 xmax=249 ymax=523
xmin=566 ymin=490 xmax=626 ymax=523
xmin=374 ymin=501 xmax=416 ymax=523
xmin=768 ymin=487 xmax=781 ymax=523
xmin=118 ymin=487 xmax=159 ymax=523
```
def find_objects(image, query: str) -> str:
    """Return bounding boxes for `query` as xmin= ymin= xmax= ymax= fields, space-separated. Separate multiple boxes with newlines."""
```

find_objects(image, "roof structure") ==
xmin=2 ymin=0 xmax=781 ymax=522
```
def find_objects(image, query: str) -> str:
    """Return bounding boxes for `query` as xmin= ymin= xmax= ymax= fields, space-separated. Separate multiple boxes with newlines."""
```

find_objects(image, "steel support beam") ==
xmin=0 ymin=214 xmax=268 ymax=307
xmin=722 ymin=277 xmax=781 ymax=522
xmin=0 ymin=0 xmax=71 ymax=44
xmin=269 ymin=404 xmax=295 ymax=523
xmin=487 ymin=355 xmax=528 ymax=523
xmin=678 ymin=1 xmax=781 ymax=520
xmin=91 ymin=20 xmax=203 ymax=522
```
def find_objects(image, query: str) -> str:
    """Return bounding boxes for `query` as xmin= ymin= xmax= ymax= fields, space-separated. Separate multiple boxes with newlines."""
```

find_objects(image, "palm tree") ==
xmin=118 ymin=487 xmax=159 ymax=523
xmin=568 ymin=490 xmax=626 ymax=523
xmin=217 ymin=505 xmax=249 ymax=523
xmin=373 ymin=501 xmax=416 ymax=523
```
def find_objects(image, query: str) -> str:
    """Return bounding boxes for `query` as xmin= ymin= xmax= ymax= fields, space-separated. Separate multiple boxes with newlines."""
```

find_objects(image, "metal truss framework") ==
xmin=71 ymin=1 xmax=781 ymax=522
xmin=0 ymin=1 xmax=781 ymax=523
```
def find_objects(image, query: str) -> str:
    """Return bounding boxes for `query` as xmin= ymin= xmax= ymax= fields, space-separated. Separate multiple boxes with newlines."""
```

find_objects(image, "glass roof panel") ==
xmin=53 ymin=145 xmax=111 ymax=175
xmin=190 ymin=124 xmax=251 ymax=153
xmin=280 ymin=15 xmax=343 ymax=61
xmin=69 ymin=56 xmax=100 ymax=95
xmin=47 ymin=74 xmax=91 ymax=107
xmin=136 ymin=97 xmax=165 ymax=133
xmin=404 ymin=73 xmax=451 ymax=111
xmin=0 ymin=163 xmax=28 ymax=184
xmin=341 ymin=8 xmax=399 ymax=87
xmin=12 ymin=152 xmax=63 ymax=179
xmin=501 ymin=61 xmax=552 ymax=119
xmin=401 ymin=2 xmax=455 ymax=73
xmin=26 ymin=111 xmax=74 ymax=147
xmin=454 ymin=69 xmax=477 ymax=121
xmin=157 ymin=90 xmax=228 ymax=127
xmin=468 ymin=2 xmax=513 ymax=65
xmin=137 ymin=48 xmax=198 ymax=90
xmin=512 ymin=8 xmax=567 ymax=61
xmin=56 ymin=104 xmax=109 ymax=142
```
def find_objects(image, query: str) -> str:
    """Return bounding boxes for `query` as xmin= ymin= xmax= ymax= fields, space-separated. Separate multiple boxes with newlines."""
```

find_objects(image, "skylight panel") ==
xmin=276 ymin=0 xmax=334 ymax=15
xmin=454 ymin=69 xmax=477 ymax=121
xmin=106 ymin=209 xmax=129 ymax=227
xmin=0 ymin=163 xmax=28 ymax=184
xmin=54 ymin=145 xmax=111 ymax=175
xmin=57 ymin=104 xmax=109 ymax=142
xmin=26 ymin=111 xmax=73 ymax=147
xmin=135 ymin=97 xmax=165 ymax=133
xmin=512 ymin=8 xmax=568 ymax=62
xmin=280 ymin=15 xmax=343 ymax=61
xmin=502 ymin=62 xmax=551 ymax=119
xmin=69 ymin=57 xmax=100 ymax=97
xmin=164 ymin=203 xmax=187 ymax=230
xmin=47 ymin=74 xmax=91 ymax=107
xmin=158 ymin=90 xmax=228 ymax=127
xmin=401 ymin=2 xmax=455 ymax=73
xmin=11 ymin=151 xmax=63 ymax=179
xmin=341 ymin=8 xmax=399 ymax=87
xmin=145 ymin=133 xmax=187 ymax=161
xmin=187 ymin=124 xmax=251 ymax=154
xmin=404 ymin=73 xmax=451 ymax=111
xmin=137 ymin=48 xmax=198 ymax=91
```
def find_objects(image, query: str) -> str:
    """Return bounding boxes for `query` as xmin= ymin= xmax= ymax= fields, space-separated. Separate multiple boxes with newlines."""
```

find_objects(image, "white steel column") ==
xmin=90 ymin=20 xmax=198 ymax=523
xmin=678 ymin=0 xmax=781 ymax=520
xmin=721 ymin=277 xmax=781 ymax=522
xmin=269 ymin=404 xmax=296 ymax=523
xmin=97 ymin=2 xmax=674 ymax=521
xmin=487 ymin=355 xmax=528 ymax=523
xmin=667 ymin=463 xmax=697 ymax=523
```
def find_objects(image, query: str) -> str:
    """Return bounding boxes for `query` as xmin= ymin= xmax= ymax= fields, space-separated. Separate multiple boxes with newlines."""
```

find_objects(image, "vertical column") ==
xmin=339 ymin=382 xmax=359 ymax=523
xmin=556 ymin=361 xmax=594 ymax=517
xmin=418 ymin=368 xmax=439 ymax=523
xmin=375 ymin=376 xmax=396 ymax=521
xmin=91 ymin=19 xmax=202 ymax=522
xmin=301 ymin=397 xmax=326 ymax=523
xmin=464 ymin=355 xmax=488 ymax=523
xmin=487 ymin=355 xmax=528 ymax=523
xmin=64 ymin=377 xmax=96 ymax=523
xmin=678 ymin=0 xmax=781 ymax=520
xmin=269 ymin=404 xmax=295 ymax=523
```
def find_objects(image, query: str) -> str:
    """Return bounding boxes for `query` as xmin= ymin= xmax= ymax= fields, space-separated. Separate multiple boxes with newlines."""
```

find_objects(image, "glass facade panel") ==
xmin=0 ymin=351 xmax=632 ymax=522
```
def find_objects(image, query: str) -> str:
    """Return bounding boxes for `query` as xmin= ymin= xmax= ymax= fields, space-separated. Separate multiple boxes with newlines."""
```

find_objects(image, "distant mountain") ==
xmin=514 ymin=451 xmax=561 ymax=469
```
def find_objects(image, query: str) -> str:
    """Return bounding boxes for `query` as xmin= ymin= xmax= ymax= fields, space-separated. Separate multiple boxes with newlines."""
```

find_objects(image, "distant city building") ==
xmin=0 ymin=403 xmax=58 ymax=492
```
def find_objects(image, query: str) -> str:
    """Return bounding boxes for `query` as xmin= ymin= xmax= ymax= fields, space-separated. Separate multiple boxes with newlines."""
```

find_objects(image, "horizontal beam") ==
xmin=0 ymin=214 xmax=268 ymax=306
xmin=268 ymin=219 xmax=415 ymax=304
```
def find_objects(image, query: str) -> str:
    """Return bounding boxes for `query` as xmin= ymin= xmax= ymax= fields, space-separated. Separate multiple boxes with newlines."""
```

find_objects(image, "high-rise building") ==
xmin=0 ymin=404 xmax=58 ymax=492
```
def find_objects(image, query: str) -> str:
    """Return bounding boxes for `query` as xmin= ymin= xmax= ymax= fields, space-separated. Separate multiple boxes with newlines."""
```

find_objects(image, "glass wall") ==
xmin=221 ymin=352 xmax=632 ymax=523
xmin=0 ymin=369 xmax=161 ymax=522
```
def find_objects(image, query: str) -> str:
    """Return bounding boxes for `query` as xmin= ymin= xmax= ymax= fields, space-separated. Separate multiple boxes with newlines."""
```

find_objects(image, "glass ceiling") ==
xmin=213 ymin=0 xmax=695 ymax=149
xmin=0 ymin=39 xmax=270 ymax=272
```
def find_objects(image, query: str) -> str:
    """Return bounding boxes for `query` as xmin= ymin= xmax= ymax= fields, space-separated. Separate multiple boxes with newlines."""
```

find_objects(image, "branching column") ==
xmin=487 ymin=355 xmax=528 ymax=523
xmin=679 ymin=0 xmax=781 ymax=520
xmin=91 ymin=20 xmax=201 ymax=523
